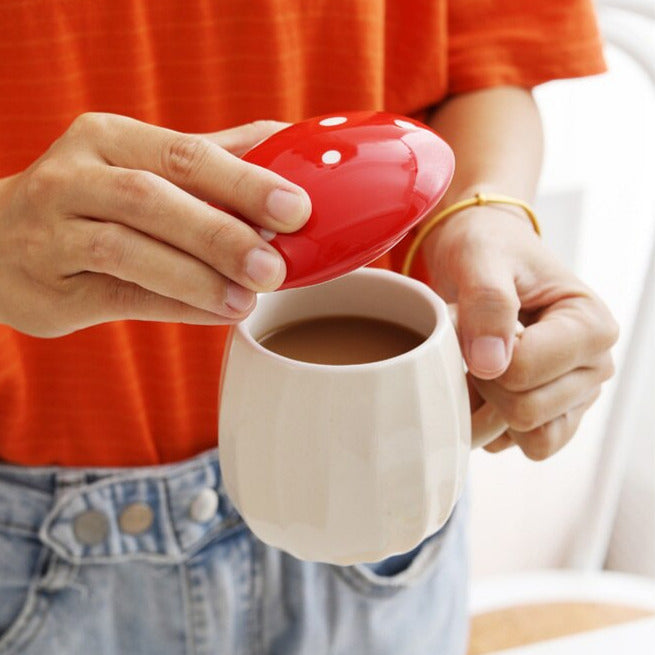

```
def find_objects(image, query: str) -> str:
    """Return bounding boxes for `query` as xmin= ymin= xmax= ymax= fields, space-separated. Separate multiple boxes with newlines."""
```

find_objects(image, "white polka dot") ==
xmin=321 ymin=150 xmax=341 ymax=165
xmin=319 ymin=116 xmax=348 ymax=127
xmin=394 ymin=119 xmax=416 ymax=129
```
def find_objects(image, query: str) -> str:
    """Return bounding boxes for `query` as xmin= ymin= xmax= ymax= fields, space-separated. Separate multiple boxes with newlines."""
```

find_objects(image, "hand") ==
xmin=0 ymin=114 xmax=311 ymax=337
xmin=425 ymin=205 xmax=619 ymax=460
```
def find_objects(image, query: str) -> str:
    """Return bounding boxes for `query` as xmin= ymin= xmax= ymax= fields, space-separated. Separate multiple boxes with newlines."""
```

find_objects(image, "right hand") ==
xmin=423 ymin=203 xmax=618 ymax=461
xmin=0 ymin=113 xmax=311 ymax=337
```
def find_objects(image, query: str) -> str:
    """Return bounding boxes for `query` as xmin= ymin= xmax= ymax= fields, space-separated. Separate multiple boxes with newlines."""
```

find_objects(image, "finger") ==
xmin=483 ymin=390 xmax=600 ymax=457
xmin=65 ymin=273 xmax=242 ymax=329
xmin=509 ymin=391 xmax=601 ymax=461
xmin=72 ymin=112 xmax=311 ymax=232
xmin=65 ymin=219 xmax=256 ymax=318
xmin=483 ymin=432 xmax=515 ymax=454
xmin=473 ymin=357 xmax=613 ymax=433
xmin=499 ymin=297 xmax=619 ymax=391
xmin=200 ymin=120 xmax=290 ymax=157
xmin=457 ymin=257 xmax=520 ymax=380
xmin=69 ymin=165 xmax=287 ymax=292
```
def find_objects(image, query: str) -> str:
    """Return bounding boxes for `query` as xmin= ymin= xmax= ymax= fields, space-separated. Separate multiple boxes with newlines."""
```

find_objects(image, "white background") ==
xmin=469 ymin=3 xmax=655 ymax=580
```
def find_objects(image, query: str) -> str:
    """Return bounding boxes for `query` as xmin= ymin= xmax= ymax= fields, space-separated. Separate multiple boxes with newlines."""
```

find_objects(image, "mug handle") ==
xmin=448 ymin=305 xmax=523 ymax=450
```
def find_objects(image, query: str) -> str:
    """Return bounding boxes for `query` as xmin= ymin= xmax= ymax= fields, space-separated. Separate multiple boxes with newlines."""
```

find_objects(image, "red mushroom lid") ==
xmin=242 ymin=111 xmax=455 ymax=289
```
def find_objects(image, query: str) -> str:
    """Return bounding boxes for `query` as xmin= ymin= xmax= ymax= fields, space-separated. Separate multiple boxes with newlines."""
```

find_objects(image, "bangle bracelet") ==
xmin=401 ymin=192 xmax=541 ymax=276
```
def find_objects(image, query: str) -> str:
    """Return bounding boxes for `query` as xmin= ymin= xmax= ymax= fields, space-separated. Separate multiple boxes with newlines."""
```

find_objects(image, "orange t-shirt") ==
xmin=0 ymin=0 xmax=606 ymax=466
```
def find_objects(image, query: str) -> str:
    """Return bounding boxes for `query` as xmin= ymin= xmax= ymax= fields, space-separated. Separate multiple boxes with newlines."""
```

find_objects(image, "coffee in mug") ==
xmin=258 ymin=315 xmax=425 ymax=365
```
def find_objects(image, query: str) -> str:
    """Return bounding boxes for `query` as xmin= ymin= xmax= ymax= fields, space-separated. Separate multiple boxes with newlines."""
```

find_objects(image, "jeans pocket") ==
xmin=0 ymin=526 xmax=49 ymax=654
xmin=331 ymin=526 xmax=449 ymax=598
xmin=304 ymin=503 xmax=470 ymax=655
xmin=330 ymin=497 xmax=467 ymax=599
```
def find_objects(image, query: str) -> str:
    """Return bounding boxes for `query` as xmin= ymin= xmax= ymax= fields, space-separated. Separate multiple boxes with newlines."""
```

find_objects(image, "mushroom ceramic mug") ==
xmin=218 ymin=112 xmax=507 ymax=565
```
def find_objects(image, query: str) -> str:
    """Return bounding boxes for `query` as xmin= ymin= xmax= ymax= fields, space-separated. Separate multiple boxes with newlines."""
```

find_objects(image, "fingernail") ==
xmin=469 ymin=337 xmax=509 ymax=376
xmin=258 ymin=228 xmax=277 ymax=242
xmin=266 ymin=188 xmax=310 ymax=226
xmin=226 ymin=282 xmax=256 ymax=313
xmin=245 ymin=248 xmax=284 ymax=288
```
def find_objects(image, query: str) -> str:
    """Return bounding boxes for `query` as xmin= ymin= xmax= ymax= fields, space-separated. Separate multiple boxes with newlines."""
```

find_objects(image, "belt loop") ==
xmin=54 ymin=470 xmax=87 ymax=498
xmin=38 ymin=470 xmax=86 ymax=590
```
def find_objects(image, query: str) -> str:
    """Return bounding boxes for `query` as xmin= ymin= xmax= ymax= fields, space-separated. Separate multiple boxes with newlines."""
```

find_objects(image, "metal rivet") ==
xmin=189 ymin=488 xmax=219 ymax=523
xmin=73 ymin=510 xmax=109 ymax=546
xmin=118 ymin=502 xmax=154 ymax=535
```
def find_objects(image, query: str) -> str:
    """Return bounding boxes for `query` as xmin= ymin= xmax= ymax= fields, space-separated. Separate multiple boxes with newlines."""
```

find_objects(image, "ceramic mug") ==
xmin=218 ymin=267 xmax=507 ymax=565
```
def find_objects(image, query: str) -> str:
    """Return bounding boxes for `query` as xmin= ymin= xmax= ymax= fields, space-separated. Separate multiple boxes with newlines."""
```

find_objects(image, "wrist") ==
xmin=403 ymin=192 xmax=540 ymax=278
xmin=441 ymin=185 xmax=537 ymax=231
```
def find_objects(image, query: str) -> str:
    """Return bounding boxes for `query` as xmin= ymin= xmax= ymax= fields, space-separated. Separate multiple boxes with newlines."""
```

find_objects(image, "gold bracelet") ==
xmin=401 ymin=192 xmax=541 ymax=276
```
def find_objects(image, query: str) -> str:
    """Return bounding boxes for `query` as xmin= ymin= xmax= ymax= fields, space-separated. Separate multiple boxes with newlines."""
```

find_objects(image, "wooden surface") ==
xmin=468 ymin=601 xmax=655 ymax=654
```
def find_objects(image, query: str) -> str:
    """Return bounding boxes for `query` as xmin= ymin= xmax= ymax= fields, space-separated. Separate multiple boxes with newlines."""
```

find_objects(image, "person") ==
xmin=0 ymin=1 xmax=618 ymax=654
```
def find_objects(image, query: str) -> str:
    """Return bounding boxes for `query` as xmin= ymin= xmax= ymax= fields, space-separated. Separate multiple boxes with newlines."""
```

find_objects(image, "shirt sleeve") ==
xmin=447 ymin=0 xmax=607 ymax=94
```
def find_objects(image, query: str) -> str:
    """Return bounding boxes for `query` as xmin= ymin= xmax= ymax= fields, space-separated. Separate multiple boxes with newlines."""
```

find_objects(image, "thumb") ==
xmin=457 ymin=265 xmax=520 ymax=380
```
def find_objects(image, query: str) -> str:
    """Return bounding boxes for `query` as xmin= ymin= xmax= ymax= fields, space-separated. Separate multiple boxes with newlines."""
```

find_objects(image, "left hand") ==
xmin=424 ymin=204 xmax=619 ymax=460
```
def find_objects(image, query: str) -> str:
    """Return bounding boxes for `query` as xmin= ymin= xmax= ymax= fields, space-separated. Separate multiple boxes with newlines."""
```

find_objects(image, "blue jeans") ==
xmin=0 ymin=449 xmax=469 ymax=654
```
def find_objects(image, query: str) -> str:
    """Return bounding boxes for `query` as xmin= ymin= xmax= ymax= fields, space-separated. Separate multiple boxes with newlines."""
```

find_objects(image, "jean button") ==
xmin=119 ymin=502 xmax=154 ymax=535
xmin=190 ymin=488 xmax=219 ymax=523
xmin=73 ymin=510 xmax=109 ymax=545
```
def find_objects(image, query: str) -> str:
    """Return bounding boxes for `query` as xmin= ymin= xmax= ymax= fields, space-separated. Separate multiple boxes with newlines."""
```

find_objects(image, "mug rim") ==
xmin=235 ymin=267 xmax=448 ymax=371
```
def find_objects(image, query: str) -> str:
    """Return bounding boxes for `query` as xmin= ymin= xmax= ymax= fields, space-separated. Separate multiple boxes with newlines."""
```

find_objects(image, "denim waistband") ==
xmin=0 ymin=449 xmax=243 ymax=565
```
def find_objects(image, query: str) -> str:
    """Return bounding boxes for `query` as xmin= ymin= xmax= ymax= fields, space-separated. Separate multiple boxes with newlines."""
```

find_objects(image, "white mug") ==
xmin=218 ymin=268 xmax=506 ymax=565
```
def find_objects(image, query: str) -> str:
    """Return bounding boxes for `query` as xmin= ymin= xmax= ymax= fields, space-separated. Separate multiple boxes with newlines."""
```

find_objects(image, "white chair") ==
xmin=565 ymin=0 xmax=655 ymax=574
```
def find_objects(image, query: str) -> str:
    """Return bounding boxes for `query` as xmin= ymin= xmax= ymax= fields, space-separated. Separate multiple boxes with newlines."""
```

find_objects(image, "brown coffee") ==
xmin=258 ymin=315 xmax=425 ymax=365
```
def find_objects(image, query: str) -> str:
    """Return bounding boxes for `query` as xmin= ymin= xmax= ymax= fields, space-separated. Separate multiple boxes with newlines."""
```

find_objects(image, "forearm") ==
xmin=420 ymin=86 xmax=544 ymax=282
xmin=427 ymin=86 xmax=543 ymax=206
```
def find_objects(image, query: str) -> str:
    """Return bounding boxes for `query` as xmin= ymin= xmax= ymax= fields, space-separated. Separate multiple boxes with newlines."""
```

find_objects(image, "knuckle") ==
xmin=582 ymin=302 xmax=620 ymax=352
xmin=201 ymin=218 xmax=240 ymax=256
xmin=25 ymin=161 xmax=66 ymax=202
xmin=603 ymin=314 xmax=620 ymax=349
xmin=507 ymin=395 xmax=542 ymax=433
xmin=249 ymin=119 xmax=286 ymax=136
xmin=521 ymin=428 xmax=557 ymax=461
xmin=103 ymin=278 xmax=140 ymax=313
xmin=464 ymin=282 xmax=520 ymax=315
xmin=69 ymin=112 xmax=112 ymax=138
xmin=228 ymin=162 xmax=257 ymax=203
xmin=501 ymin=358 xmax=533 ymax=392
xmin=87 ymin=224 xmax=128 ymax=271
xmin=599 ymin=355 xmax=616 ymax=382
xmin=113 ymin=169 xmax=163 ymax=215
xmin=161 ymin=134 xmax=211 ymax=184
xmin=22 ymin=224 xmax=56 ymax=265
